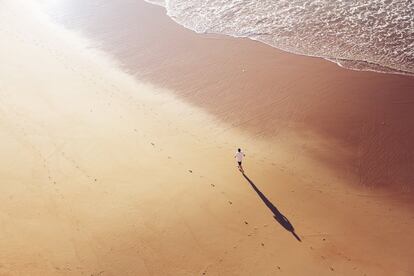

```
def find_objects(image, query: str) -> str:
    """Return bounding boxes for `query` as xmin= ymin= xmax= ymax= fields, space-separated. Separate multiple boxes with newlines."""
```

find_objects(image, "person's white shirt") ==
xmin=235 ymin=151 xmax=244 ymax=162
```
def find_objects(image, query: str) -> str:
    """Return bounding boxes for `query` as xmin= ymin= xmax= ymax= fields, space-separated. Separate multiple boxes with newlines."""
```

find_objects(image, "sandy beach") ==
xmin=1 ymin=0 xmax=413 ymax=275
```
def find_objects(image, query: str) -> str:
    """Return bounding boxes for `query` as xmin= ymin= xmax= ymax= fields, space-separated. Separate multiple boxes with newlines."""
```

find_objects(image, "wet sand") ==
xmin=0 ymin=0 xmax=413 ymax=275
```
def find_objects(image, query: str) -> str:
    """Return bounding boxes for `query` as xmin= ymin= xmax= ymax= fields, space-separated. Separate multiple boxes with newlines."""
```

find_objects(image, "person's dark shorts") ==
xmin=238 ymin=161 xmax=242 ymax=166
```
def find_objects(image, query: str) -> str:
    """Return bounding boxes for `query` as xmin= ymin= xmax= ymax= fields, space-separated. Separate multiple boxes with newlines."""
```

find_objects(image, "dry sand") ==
xmin=0 ymin=0 xmax=413 ymax=275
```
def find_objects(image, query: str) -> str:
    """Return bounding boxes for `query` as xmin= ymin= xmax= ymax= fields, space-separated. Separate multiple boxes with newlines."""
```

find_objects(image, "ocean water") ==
xmin=147 ymin=0 xmax=414 ymax=76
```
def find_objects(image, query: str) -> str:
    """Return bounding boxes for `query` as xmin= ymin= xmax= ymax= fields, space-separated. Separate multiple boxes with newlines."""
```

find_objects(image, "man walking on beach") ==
xmin=235 ymin=148 xmax=245 ymax=172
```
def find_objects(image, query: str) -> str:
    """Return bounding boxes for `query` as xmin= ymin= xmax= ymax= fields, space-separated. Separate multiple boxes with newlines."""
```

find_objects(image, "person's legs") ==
xmin=238 ymin=161 xmax=244 ymax=172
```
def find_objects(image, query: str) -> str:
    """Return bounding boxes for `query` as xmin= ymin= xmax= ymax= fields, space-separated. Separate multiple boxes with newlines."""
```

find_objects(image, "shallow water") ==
xmin=148 ymin=0 xmax=414 ymax=75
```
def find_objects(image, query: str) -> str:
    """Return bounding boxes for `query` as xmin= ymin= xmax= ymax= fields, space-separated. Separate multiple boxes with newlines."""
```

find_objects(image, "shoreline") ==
xmin=143 ymin=0 xmax=414 ymax=77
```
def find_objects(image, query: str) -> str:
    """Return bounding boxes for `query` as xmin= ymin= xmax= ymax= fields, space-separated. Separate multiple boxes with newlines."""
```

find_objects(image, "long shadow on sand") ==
xmin=242 ymin=173 xmax=301 ymax=242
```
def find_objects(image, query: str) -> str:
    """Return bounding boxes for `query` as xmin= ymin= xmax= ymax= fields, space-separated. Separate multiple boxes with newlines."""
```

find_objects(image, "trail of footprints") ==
xmin=1 ymin=29 xmax=349 ymax=275
xmin=10 ymin=35 xmax=268 ymax=274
